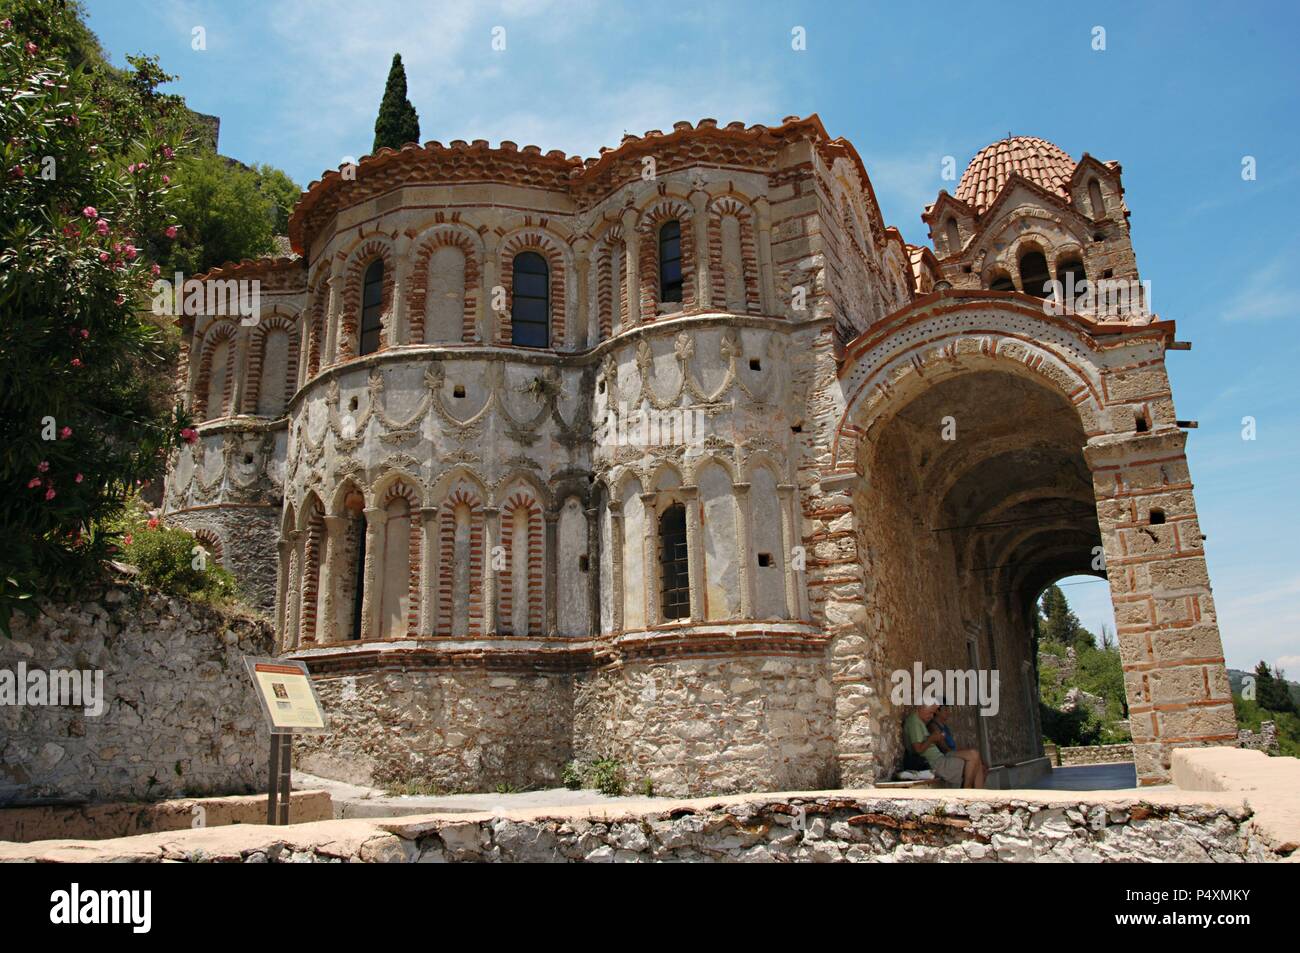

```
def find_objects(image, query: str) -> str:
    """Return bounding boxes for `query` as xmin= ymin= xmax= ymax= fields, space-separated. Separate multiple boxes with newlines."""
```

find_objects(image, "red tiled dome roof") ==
xmin=955 ymin=136 xmax=1076 ymax=214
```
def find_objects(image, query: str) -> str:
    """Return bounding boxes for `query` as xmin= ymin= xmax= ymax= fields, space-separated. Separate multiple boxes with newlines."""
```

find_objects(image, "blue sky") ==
xmin=84 ymin=0 xmax=1299 ymax=674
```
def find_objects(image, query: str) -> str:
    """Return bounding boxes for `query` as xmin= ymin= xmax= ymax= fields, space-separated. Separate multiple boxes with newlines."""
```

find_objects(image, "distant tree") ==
xmin=251 ymin=163 xmax=300 ymax=236
xmin=372 ymin=53 xmax=420 ymax=153
xmin=1039 ymin=585 xmax=1080 ymax=644
xmin=1255 ymin=661 xmax=1298 ymax=714
xmin=165 ymin=154 xmax=279 ymax=274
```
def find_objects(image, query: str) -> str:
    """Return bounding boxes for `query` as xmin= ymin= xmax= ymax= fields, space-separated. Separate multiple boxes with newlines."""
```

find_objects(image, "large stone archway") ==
xmin=819 ymin=293 xmax=1236 ymax=787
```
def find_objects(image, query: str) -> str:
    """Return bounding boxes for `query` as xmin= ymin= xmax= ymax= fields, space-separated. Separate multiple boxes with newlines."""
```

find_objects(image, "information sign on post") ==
xmin=243 ymin=657 xmax=328 ymax=825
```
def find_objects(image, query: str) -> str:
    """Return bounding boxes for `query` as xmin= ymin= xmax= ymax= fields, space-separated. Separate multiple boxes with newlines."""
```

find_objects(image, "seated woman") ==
xmin=931 ymin=703 xmax=988 ymax=789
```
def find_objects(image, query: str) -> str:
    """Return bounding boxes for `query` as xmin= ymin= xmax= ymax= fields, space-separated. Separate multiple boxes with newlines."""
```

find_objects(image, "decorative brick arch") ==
xmin=297 ymin=494 xmax=326 ymax=645
xmin=435 ymin=482 xmax=485 ymax=636
xmin=499 ymin=231 xmax=566 ymax=348
xmin=409 ymin=228 xmax=480 ymax=344
xmin=243 ymin=312 xmax=300 ymax=416
xmin=380 ymin=478 xmax=423 ymax=638
xmin=832 ymin=296 xmax=1108 ymax=475
xmin=594 ymin=224 xmax=626 ymax=341
xmin=338 ymin=240 xmax=395 ymax=360
xmin=708 ymin=197 xmax=761 ymax=314
xmin=304 ymin=279 xmax=327 ymax=379
xmin=193 ymin=320 xmax=240 ymax=420
xmin=499 ymin=486 xmax=544 ymax=636
xmin=637 ymin=199 xmax=697 ymax=316
xmin=191 ymin=526 xmax=225 ymax=567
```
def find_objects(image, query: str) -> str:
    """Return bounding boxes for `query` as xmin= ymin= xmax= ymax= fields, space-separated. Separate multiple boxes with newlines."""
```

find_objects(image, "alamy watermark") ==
xmin=0 ymin=663 xmax=104 ymax=716
xmin=1041 ymin=272 xmax=1152 ymax=319
xmin=150 ymin=272 xmax=261 ymax=325
xmin=890 ymin=663 xmax=1000 ymax=716
xmin=595 ymin=403 xmax=707 ymax=448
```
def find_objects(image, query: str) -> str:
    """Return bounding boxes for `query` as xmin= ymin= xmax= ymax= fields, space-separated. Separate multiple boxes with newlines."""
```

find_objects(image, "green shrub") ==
xmin=589 ymin=758 xmax=625 ymax=797
xmin=561 ymin=760 xmax=584 ymax=790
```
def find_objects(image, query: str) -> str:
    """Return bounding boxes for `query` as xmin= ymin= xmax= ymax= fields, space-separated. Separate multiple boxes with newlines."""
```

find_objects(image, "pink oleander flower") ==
xmin=37 ymin=461 xmax=49 ymax=473
xmin=27 ymin=477 xmax=41 ymax=489
xmin=147 ymin=517 xmax=159 ymax=530
xmin=165 ymin=225 xmax=178 ymax=239
xmin=162 ymin=175 xmax=170 ymax=184
xmin=151 ymin=263 xmax=161 ymax=276
xmin=71 ymin=358 xmax=82 ymax=368
xmin=25 ymin=41 xmax=37 ymax=54
xmin=81 ymin=329 xmax=89 ymax=339
xmin=59 ymin=426 xmax=71 ymax=439
xmin=75 ymin=473 xmax=84 ymax=483
xmin=83 ymin=206 xmax=97 ymax=218
xmin=123 ymin=244 xmax=137 ymax=260
xmin=123 ymin=534 xmax=133 ymax=546
xmin=115 ymin=294 xmax=125 ymax=305
xmin=163 ymin=146 xmax=174 ymax=159
xmin=96 ymin=219 xmax=109 ymax=235
xmin=45 ymin=487 xmax=56 ymax=501
xmin=99 ymin=252 xmax=109 ymax=262
xmin=180 ymin=427 xmax=198 ymax=444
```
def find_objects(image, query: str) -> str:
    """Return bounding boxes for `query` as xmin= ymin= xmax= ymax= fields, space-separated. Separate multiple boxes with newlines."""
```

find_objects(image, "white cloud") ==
xmin=1221 ymin=252 xmax=1296 ymax=323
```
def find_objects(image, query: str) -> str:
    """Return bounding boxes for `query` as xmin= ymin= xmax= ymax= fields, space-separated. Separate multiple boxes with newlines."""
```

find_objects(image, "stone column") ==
xmin=621 ymin=208 xmax=641 ymax=325
xmin=482 ymin=233 xmax=501 ymax=344
xmin=1083 ymin=429 xmax=1237 ymax=786
xmin=482 ymin=505 xmax=500 ymax=635
xmin=543 ymin=510 xmax=559 ymax=637
xmin=690 ymin=190 xmax=711 ymax=310
xmin=777 ymin=483 xmax=801 ymax=620
xmin=318 ymin=515 xmax=347 ymax=644
xmin=573 ymin=238 xmax=591 ymax=349
xmin=733 ymin=481 xmax=755 ymax=619
xmin=419 ymin=506 xmax=438 ymax=636
xmin=230 ymin=326 xmax=251 ymax=414
xmin=323 ymin=257 xmax=344 ymax=365
xmin=359 ymin=507 xmax=387 ymax=641
xmin=754 ymin=196 xmax=775 ymax=315
xmin=275 ymin=537 xmax=290 ymax=650
xmin=681 ymin=485 xmax=705 ymax=622
xmin=640 ymin=492 xmax=660 ymax=626
xmin=609 ymin=500 xmax=624 ymax=632
xmin=278 ymin=533 xmax=301 ymax=652
xmin=390 ymin=235 xmax=413 ymax=347
xmin=178 ymin=315 xmax=197 ymax=408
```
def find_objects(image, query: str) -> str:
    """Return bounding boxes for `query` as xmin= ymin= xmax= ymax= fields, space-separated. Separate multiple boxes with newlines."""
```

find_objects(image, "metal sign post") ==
xmin=244 ymin=657 xmax=328 ymax=826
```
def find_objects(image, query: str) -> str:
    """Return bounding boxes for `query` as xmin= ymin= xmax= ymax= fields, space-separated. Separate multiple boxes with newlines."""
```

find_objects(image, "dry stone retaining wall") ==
xmin=0 ymin=584 xmax=274 ymax=805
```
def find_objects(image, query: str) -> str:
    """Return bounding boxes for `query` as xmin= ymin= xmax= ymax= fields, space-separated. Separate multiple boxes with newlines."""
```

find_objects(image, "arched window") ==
xmin=1018 ymin=250 xmax=1051 ymax=298
xmin=511 ymin=251 xmax=549 ymax=348
xmin=659 ymin=220 xmax=682 ymax=304
xmin=1056 ymin=257 xmax=1086 ymax=298
xmin=1088 ymin=179 xmax=1105 ymax=219
xmin=945 ymin=217 xmax=961 ymax=254
xmin=359 ymin=259 xmax=384 ymax=355
xmin=659 ymin=503 xmax=690 ymax=620
xmin=988 ymin=271 xmax=1015 ymax=292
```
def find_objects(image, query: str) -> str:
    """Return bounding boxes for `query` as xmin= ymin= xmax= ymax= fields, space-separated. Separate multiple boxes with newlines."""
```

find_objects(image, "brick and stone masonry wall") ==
xmin=572 ymin=654 xmax=837 ymax=796
xmin=0 ymin=582 xmax=274 ymax=805
xmin=293 ymin=667 xmax=574 ymax=792
xmin=1059 ymin=743 xmax=1135 ymax=766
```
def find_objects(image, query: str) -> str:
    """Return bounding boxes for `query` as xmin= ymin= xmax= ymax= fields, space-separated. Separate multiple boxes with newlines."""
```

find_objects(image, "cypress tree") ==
xmin=372 ymin=53 xmax=420 ymax=153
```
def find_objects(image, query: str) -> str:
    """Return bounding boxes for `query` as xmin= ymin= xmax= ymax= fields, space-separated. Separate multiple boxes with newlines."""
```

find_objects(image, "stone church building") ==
xmin=163 ymin=116 xmax=1236 ymax=795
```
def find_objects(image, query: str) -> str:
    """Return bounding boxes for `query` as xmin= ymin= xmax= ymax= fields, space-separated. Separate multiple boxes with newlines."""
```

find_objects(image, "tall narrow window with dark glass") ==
xmin=659 ymin=503 xmax=690 ymax=620
xmin=511 ymin=252 xmax=549 ymax=348
xmin=349 ymin=517 xmax=366 ymax=640
xmin=659 ymin=220 xmax=682 ymax=305
xmin=359 ymin=259 xmax=384 ymax=355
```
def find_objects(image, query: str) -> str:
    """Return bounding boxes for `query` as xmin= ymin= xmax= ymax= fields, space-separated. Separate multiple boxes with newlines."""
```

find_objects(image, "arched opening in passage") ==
xmin=854 ymin=368 xmax=1108 ymax=779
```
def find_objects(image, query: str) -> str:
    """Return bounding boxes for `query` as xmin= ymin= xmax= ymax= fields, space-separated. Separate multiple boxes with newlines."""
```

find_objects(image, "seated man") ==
xmin=904 ymin=703 xmax=984 ymax=788
xmin=931 ymin=703 xmax=988 ymax=789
